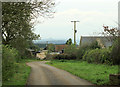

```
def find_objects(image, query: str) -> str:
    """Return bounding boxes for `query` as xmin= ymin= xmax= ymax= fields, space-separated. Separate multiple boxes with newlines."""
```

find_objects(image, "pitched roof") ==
xmin=80 ymin=36 xmax=113 ymax=48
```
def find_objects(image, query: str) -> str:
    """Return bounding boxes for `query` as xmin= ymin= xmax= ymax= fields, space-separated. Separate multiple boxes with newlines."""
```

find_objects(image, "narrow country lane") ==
xmin=26 ymin=61 xmax=93 ymax=85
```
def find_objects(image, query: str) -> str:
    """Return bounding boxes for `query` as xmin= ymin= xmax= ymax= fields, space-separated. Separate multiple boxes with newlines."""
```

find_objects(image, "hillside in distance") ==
xmin=33 ymin=39 xmax=66 ymax=48
xmin=33 ymin=39 xmax=66 ymax=45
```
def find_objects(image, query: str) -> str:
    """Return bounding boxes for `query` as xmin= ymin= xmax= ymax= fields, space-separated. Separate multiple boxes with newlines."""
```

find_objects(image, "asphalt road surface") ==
xmin=26 ymin=61 xmax=93 ymax=85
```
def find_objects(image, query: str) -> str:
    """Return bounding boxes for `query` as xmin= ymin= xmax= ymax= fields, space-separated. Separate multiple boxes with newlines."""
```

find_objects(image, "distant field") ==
xmin=46 ymin=60 xmax=118 ymax=85
xmin=34 ymin=43 xmax=47 ymax=48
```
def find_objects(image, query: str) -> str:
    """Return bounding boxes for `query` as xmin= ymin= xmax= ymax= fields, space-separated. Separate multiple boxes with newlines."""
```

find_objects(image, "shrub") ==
xmin=2 ymin=45 xmax=19 ymax=81
xmin=23 ymin=49 xmax=35 ymax=59
xmin=89 ymin=41 xmax=101 ymax=49
xmin=64 ymin=44 xmax=77 ymax=59
xmin=52 ymin=54 xmax=77 ymax=60
xmin=47 ymin=44 xmax=55 ymax=53
xmin=64 ymin=44 xmax=77 ymax=55
xmin=77 ymin=41 xmax=101 ymax=60
xmin=110 ymin=38 xmax=120 ymax=65
xmin=77 ymin=45 xmax=89 ymax=59
xmin=46 ymin=54 xmax=55 ymax=60
xmin=83 ymin=48 xmax=112 ymax=65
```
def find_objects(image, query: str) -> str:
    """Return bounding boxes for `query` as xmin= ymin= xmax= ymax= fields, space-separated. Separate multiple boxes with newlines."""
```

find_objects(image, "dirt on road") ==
xmin=26 ymin=61 xmax=93 ymax=85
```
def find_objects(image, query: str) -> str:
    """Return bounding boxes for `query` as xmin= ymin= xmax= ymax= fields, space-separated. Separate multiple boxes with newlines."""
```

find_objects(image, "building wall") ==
xmin=55 ymin=45 xmax=68 ymax=52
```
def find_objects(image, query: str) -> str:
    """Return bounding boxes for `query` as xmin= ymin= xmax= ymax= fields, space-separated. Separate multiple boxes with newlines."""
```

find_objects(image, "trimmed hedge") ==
xmin=52 ymin=54 xmax=77 ymax=60
xmin=83 ymin=48 xmax=112 ymax=65
xmin=2 ymin=45 xmax=20 ymax=81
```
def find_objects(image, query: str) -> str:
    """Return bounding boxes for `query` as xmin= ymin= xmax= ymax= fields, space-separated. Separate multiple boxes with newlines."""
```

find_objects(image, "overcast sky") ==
xmin=34 ymin=0 xmax=119 ymax=42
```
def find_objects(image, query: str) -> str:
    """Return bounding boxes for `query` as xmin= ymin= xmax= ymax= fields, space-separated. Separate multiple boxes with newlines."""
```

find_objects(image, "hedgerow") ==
xmin=110 ymin=38 xmax=120 ymax=65
xmin=83 ymin=48 xmax=112 ymax=65
xmin=2 ymin=45 xmax=20 ymax=81
xmin=52 ymin=54 xmax=77 ymax=60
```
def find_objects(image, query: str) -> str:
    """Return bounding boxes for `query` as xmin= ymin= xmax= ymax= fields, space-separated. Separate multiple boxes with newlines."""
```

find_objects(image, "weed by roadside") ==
xmin=2 ymin=59 xmax=40 ymax=85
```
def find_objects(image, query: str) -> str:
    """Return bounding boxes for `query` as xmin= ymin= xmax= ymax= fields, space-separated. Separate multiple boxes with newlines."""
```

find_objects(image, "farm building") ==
xmin=80 ymin=36 xmax=113 ymax=48
xmin=55 ymin=45 xmax=68 ymax=52
xmin=36 ymin=50 xmax=48 ymax=60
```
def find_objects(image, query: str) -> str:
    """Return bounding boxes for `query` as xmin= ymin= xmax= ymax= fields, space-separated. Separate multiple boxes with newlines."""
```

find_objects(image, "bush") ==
xmin=52 ymin=54 xmax=77 ymax=60
xmin=64 ymin=44 xmax=77 ymax=59
xmin=77 ymin=41 xmax=101 ymax=60
xmin=83 ymin=48 xmax=112 ymax=65
xmin=110 ymin=38 xmax=120 ymax=65
xmin=2 ymin=45 xmax=20 ymax=81
xmin=23 ymin=49 xmax=35 ymax=59
xmin=47 ymin=44 xmax=55 ymax=53
xmin=77 ymin=45 xmax=89 ymax=59
xmin=45 ymin=54 xmax=54 ymax=60
xmin=64 ymin=44 xmax=77 ymax=55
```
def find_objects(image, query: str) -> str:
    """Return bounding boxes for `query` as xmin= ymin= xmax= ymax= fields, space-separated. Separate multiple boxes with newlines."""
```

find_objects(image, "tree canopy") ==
xmin=2 ymin=0 xmax=55 ymax=57
xmin=66 ymin=38 xmax=72 ymax=45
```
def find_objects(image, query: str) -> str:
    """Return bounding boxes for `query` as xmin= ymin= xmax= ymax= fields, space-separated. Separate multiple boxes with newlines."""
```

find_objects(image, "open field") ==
xmin=46 ymin=60 xmax=118 ymax=85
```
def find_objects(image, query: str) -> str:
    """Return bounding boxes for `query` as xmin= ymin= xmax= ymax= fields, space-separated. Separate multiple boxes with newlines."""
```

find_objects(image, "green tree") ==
xmin=64 ymin=44 xmax=76 ymax=54
xmin=47 ymin=44 xmax=55 ymax=53
xmin=29 ymin=43 xmax=40 ymax=52
xmin=2 ymin=1 xmax=55 ymax=57
xmin=66 ymin=38 xmax=72 ymax=45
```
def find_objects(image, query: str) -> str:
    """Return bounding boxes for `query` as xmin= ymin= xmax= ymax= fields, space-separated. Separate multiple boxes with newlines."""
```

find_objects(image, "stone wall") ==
xmin=109 ymin=74 xmax=120 ymax=85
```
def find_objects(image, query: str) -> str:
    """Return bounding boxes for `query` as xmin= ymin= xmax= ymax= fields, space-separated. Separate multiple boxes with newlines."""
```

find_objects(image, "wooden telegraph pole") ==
xmin=71 ymin=21 xmax=79 ymax=45
xmin=118 ymin=1 xmax=120 ymax=31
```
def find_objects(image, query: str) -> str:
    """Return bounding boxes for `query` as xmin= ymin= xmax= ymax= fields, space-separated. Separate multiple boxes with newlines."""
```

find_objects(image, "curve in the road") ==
xmin=26 ymin=61 xmax=93 ymax=85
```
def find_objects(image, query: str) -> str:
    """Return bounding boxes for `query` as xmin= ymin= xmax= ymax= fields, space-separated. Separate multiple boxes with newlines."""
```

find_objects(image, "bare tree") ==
xmin=102 ymin=25 xmax=120 ymax=41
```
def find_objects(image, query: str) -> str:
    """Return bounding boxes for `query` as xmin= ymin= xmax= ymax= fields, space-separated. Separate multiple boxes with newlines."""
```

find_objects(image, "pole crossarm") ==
xmin=71 ymin=21 xmax=80 ymax=22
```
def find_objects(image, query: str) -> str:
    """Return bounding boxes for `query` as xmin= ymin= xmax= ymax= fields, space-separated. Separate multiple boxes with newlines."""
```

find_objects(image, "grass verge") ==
xmin=2 ymin=58 xmax=40 ymax=85
xmin=46 ymin=60 xmax=118 ymax=85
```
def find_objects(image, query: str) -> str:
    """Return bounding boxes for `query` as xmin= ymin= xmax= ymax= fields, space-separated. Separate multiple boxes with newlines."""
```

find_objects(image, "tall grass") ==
xmin=2 ymin=45 xmax=20 ymax=81
xmin=2 ymin=59 xmax=39 ymax=85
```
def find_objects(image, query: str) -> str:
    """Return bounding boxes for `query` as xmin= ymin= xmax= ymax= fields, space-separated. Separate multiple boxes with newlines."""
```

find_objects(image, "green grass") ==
xmin=3 ymin=58 xmax=40 ymax=85
xmin=46 ymin=60 xmax=118 ymax=85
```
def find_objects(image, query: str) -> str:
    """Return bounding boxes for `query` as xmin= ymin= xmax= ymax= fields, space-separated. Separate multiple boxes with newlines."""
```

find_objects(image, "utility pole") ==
xmin=118 ymin=1 xmax=120 ymax=31
xmin=71 ymin=21 xmax=79 ymax=45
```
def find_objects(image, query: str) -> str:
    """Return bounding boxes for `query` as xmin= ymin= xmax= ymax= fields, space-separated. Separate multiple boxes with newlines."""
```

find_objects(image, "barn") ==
xmin=79 ymin=36 xmax=113 ymax=48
